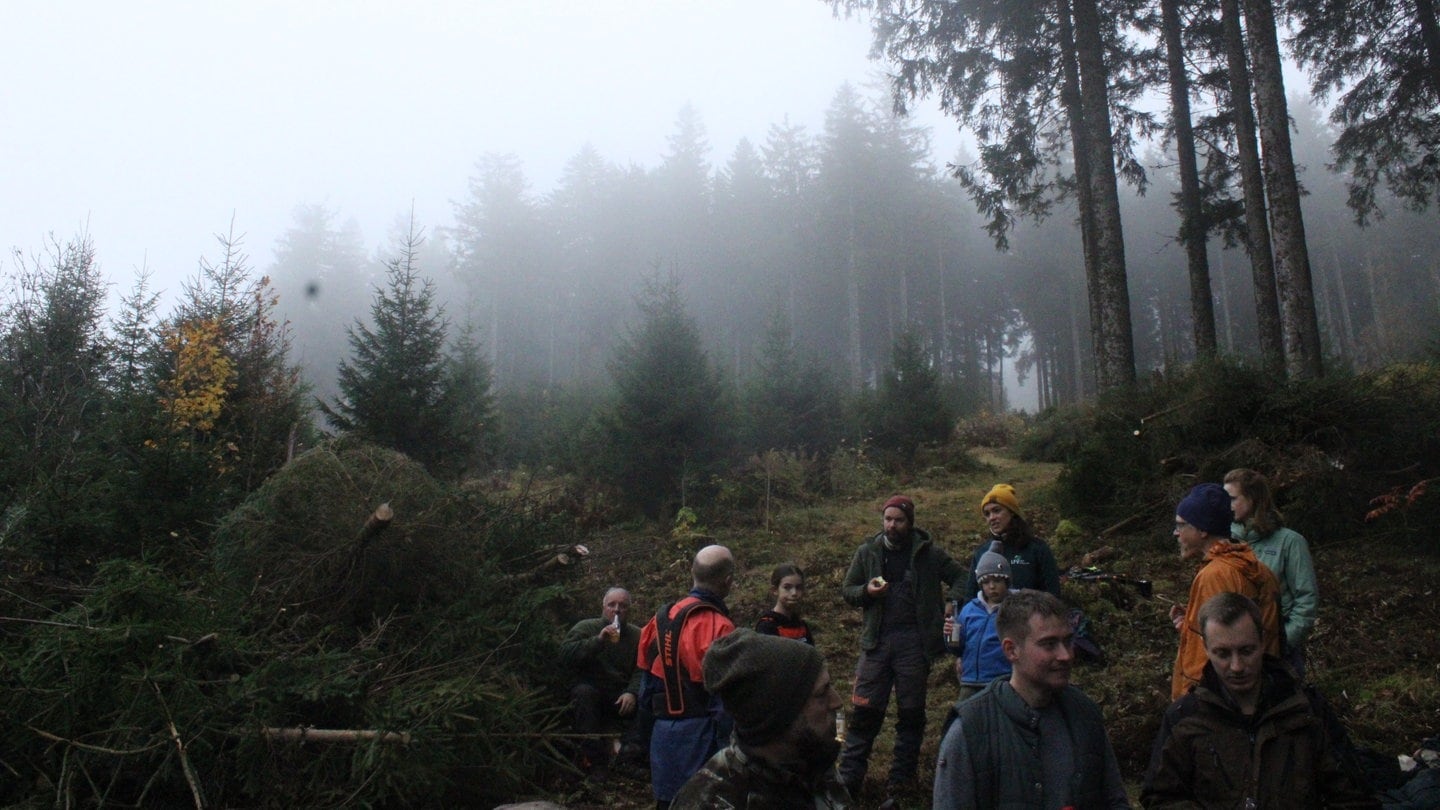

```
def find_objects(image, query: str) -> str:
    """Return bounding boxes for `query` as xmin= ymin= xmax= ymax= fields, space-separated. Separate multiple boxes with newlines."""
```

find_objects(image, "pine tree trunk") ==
xmin=1327 ymin=238 xmax=1358 ymax=360
xmin=1071 ymin=0 xmax=1138 ymax=390
xmin=1221 ymin=0 xmax=1286 ymax=371
xmin=1057 ymin=0 xmax=1106 ymax=394
xmin=846 ymin=200 xmax=863 ymax=388
xmin=1365 ymin=257 xmax=1388 ymax=352
xmin=1162 ymin=0 xmax=1218 ymax=358
xmin=1217 ymin=249 xmax=1236 ymax=352
xmin=1416 ymin=0 xmax=1440 ymax=96
xmin=1243 ymin=0 xmax=1325 ymax=379
xmin=1038 ymin=345 xmax=1051 ymax=410
xmin=937 ymin=243 xmax=950 ymax=380
xmin=1070 ymin=291 xmax=1087 ymax=401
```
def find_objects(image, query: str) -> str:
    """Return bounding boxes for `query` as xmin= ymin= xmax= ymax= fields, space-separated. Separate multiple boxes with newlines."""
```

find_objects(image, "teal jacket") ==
xmin=841 ymin=528 xmax=966 ymax=664
xmin=1232 ymin=522 xmax=1319 ymax=649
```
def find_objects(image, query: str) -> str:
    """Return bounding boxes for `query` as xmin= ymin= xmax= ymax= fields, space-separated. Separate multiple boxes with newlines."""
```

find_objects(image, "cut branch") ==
xmin=262 ymin=727 xmax=412 ymax=745
xmin=358 ymin=502 xmax=394 ymax=548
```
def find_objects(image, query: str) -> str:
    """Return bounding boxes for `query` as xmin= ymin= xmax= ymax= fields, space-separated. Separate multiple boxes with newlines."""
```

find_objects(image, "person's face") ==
xmin=983 ymin=502 xmax=1014 ymax=536
xmin=1224 ymin=482 xmax=1253 ymax=524
xmin=798 ymin=664 xmax=843 ymax=741
xmin=1006 ymin=613 xmax=1074 ymax=697
xmin=1202 ymin=613 xmax=1265 ymax=703
xmin=980 ymin=576 xmax=1010 ymax=605
xmin=775 ymin=574 xmax=805 ymax=612
xmin=883 ymin=506 xmax=912 ymax=540
xmin=601 ymin=589 xmax=630 ymax=623
xmin=1175 ymin=516 xmax=1208 ymax=561
xmin=783 ymin=664 xmax=844 ymax=772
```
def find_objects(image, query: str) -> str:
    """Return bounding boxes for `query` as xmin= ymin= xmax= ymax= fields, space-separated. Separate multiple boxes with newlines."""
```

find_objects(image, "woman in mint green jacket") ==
xmin=1224 ymin=468 xmax=1319 ymax=676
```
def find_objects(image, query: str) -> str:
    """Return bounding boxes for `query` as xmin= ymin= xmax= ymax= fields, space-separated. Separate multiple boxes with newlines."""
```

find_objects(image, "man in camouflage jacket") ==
xmin=671 ymin=630 xmax=850 ymax=809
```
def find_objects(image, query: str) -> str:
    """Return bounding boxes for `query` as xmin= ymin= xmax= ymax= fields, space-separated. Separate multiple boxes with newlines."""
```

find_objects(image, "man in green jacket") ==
xmin=559 ymin=586 xmax=642 ymax=781
xmin=838 ymin=495 xmax=966 ymax=806
xmin=1141 ymin=592 xmax=1376 ymax=809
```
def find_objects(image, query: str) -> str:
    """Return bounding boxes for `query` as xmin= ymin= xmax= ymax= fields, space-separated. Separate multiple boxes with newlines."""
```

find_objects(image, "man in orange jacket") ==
xmin=637 ymin=544 xmax=737 ymax=809
xmin=1169 ymin=483 xmax=1280 ymax=699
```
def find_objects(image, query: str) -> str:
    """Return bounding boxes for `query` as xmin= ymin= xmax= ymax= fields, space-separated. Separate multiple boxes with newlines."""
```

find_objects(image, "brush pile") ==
xmin=1 ymin=438 xmax=583 ymax=808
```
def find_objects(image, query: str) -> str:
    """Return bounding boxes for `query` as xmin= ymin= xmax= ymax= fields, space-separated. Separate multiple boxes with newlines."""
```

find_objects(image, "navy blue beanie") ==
xmin=1177 ymin=483 xmax=1232 ymax=537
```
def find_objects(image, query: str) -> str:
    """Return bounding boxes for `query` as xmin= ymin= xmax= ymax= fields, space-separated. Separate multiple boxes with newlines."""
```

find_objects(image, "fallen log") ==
xmin=262 ymin=727 xmax=412 ymax=745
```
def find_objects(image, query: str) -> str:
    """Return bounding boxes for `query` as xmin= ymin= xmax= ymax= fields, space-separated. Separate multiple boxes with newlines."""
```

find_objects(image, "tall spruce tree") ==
xmin=322 ymin=221 xmax=454 ymax=471
xmin=1288 ymin=0 xmax=1440 ymax=220
xmin=741 ymin=309 xmax=843 ymax=455
xmin=866 ymin=331 xmax=953 ymax=460
xmin=0 ymin=234 xmax=115 ymax=571
xmin=598 ymin=274 xmax=728 ymax=518
xmin=434 ymin=322 xmax=495 ymax=478
xmin=1242 ymin=0 xmax=1325 ymax=379
xmin=834 ymin=0 xmax=1153 ymax=391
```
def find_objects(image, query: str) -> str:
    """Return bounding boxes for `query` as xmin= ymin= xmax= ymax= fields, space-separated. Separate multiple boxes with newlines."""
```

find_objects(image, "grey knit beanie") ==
xmin=976 ymin=539 xmax=1012 ymax=581
xmin=703 ymin=629 xmax=824 ymax=746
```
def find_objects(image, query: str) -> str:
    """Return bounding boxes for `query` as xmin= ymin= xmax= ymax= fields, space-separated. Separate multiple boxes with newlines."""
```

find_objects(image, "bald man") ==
xmin=559 ymin=586 xmax=642 ymax=781
xmin=637 ymin=545 xmax=738 ymax=809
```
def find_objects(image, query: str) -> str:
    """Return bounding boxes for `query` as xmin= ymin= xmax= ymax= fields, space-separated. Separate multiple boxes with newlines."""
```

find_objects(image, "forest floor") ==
xmin=534 ymin=447 xmax=1440 ymax=809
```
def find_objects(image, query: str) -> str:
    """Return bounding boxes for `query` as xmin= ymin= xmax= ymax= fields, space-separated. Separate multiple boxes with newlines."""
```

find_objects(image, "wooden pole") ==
xmin=262 ymin=727 xmax=412 ymax=745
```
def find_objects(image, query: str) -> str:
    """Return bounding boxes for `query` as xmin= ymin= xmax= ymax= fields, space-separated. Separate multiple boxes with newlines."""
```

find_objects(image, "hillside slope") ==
xmin=547 ymin=448 xmax=1440 ymax=809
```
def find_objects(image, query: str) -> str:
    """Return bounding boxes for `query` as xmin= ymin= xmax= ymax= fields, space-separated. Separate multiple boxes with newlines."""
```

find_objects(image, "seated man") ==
xmin=558 ymin=586 xmax=641 ymax=781
xmin=671 ymin=629 xmax=850 ymax=808
xmin=1142 ymin=592 xmax=1377 ymax=809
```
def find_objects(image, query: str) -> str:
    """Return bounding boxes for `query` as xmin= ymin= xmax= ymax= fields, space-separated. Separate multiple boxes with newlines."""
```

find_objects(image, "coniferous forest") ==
xmin=4 ymin=0 xmax=1440 ymax=805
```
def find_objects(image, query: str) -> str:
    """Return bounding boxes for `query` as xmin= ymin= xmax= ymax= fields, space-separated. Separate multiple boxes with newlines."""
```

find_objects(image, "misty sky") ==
xmin=2 ymin=1 xmax=965 ymax=299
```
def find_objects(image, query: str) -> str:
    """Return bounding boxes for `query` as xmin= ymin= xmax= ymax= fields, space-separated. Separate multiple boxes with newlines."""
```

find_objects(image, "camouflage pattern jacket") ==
xmin=670 ymin=745 xmax=850 ymax=810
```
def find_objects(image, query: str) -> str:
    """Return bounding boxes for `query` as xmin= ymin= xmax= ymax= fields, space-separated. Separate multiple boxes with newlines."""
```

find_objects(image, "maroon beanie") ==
xmin=882 ymin=495 xmax=915 ymax=521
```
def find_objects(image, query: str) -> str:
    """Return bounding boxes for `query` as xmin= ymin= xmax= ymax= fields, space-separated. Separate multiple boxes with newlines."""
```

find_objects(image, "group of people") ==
xmin=558 ymin=470 xmax=1373 ymax=809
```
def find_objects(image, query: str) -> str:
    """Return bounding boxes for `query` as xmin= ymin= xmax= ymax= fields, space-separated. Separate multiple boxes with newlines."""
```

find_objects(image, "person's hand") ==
xmin=615 ymin=692 xmax=637 ymax=717
xmin=866 ymin=576 xmax=889 ymax=597
xmin=600 ymin=624 xmax=620 ymax=643
xmin=1169 ymin=603 xmax=1186 ymax=631
xmin=943 ymin=616 xmax=956 ymax=640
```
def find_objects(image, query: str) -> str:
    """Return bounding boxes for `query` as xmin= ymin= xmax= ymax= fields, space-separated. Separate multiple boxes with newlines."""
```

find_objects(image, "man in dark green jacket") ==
xmin=559 ymin=586 xmax=642 ymax=781
xmin=1141 ymin=592 xmax=1377 ymax=809
xmin=838 ymin=495 xmax=966 ymax=805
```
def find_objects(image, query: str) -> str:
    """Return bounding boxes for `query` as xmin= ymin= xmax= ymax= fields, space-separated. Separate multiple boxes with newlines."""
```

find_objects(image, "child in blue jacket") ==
xmin=944 ymin=541 xmax=1012 ymax=703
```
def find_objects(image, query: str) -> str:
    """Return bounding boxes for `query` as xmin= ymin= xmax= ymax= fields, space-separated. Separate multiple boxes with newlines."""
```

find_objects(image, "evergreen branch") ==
xmin=150 ymin=679 xmax=206 ymax=810
xmin=0 ymin=616 xmax=102 ymax=630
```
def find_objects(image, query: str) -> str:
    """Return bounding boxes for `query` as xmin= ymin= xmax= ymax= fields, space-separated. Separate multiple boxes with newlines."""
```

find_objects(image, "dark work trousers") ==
xmin=838 ymin=627 xmax=929 ymax=791
xmin=570 ymin=682 xmax=630 ymax=770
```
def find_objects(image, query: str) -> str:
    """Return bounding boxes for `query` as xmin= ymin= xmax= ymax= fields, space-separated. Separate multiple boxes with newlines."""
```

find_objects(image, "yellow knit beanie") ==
xmin=981 ymin=484 xmax=1023 ymax=519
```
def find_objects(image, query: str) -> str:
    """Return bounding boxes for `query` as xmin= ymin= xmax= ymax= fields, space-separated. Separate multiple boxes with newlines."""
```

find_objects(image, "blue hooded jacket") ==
xmin=945 ymin=595 xmax=1010 ymax=686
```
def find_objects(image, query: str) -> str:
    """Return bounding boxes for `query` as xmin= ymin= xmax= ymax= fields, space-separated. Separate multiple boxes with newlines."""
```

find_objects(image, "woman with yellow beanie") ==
xmin=962 ymin=484 xmax=1062 ymax=600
